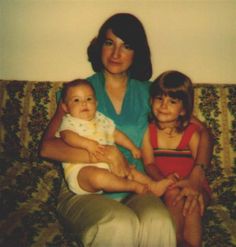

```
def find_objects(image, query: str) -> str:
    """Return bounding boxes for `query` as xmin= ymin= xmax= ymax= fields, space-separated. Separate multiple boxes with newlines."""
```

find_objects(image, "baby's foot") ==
xmin=150 ymin=179 xmax=174 ymax=197
xmin=134 ymin=183 xmax=149 ymax=194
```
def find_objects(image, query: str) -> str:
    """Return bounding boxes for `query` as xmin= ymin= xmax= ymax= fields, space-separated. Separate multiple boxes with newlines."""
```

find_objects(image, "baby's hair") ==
xmin=61 ymin=79 xmax=96 ymax=103
xmin=150 ymin=70 xmax=194 ymax=131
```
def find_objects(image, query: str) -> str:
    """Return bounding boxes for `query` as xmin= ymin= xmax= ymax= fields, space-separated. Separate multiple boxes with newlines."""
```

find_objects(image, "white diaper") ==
xmin=63 ymin=162 xmax=110 ymax=195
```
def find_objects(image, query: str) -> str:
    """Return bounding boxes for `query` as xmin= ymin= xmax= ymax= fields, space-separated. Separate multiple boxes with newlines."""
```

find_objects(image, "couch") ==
xmin=0 ymin=80 xmax=235 ymax=247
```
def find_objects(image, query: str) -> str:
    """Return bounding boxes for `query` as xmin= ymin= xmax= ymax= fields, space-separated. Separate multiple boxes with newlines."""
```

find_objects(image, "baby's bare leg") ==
xmin=150 ymin=179 xmax=174 ymax=196
xmin=78 ymin=166 xmax=147 ymax=194
xmin=129 ymin=166 xmax=153 ymax=183
xmin=130 ymin=167 xmax=173 ymax=196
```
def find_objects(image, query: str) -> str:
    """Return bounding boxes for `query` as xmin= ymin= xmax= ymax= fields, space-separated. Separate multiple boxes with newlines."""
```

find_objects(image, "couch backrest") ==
xmin=192 ymin=84 xmax=235 ymax=181
xmin=0 ymin=80 xmax=235 ymax=179
xmin=0 ymin=80 xmax=63 ymax=161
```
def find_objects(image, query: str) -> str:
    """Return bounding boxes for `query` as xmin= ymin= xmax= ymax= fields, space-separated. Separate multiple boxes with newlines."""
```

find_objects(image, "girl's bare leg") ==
xmin=78 ymin=166 xmax=148 ymax=194
xmin=164 ymin=187 xmax=202 ymax=247
xmin=129 ymin=166 xmax=174 ymax=196
xmin=164 ymin=188 xmax=185 ymax=246
xmin=184 ymin=204 xmax=202 ymax=247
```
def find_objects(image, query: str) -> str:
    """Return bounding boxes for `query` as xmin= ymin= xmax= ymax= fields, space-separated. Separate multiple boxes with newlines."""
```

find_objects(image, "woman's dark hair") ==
xmin=87 ymin=13 xmax=152 ymax=81
xmin=61 ymin=79 xmax=96 ymax=103
xmin=150 ymin=70 xmax=194 ymax=131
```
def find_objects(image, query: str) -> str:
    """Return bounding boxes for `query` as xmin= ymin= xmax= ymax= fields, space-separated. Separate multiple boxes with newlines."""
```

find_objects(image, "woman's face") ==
xmin=101 ymin=29 xmax=134 ymax=76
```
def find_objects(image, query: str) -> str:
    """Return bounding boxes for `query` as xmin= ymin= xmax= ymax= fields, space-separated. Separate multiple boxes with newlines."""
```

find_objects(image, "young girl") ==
xmin=142 ymin=70 xmax=211 ymax=247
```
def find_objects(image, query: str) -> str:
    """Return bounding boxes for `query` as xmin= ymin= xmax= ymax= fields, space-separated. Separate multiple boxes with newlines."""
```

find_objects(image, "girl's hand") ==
xmin=172 ymin=180 xmax=205 ymax=216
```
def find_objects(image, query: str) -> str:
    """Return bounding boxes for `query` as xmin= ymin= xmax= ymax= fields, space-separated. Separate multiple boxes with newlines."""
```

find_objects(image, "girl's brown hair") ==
xmin=150 ymin=70 xmax=194 ymax=131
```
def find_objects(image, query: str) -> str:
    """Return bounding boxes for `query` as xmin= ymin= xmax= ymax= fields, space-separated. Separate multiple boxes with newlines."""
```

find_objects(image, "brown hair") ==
xmin=150 ymin=70 xmax=194 ymax=131
xmin=61 ymin=79 xmax=95 ymax=103
xmin=87 ymin=13 xmax=152 ymax=81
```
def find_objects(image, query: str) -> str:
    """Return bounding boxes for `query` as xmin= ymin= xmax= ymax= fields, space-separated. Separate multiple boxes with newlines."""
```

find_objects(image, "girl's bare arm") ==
xmin=141 ymin=128 xmax=164 ymax=181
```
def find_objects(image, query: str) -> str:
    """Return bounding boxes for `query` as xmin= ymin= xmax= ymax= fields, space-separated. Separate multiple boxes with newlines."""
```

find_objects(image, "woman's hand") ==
xmin=104 ymin=145 xmax=131 ymax=177
xmin=92 ymin=145 xmax=131 ymax=178
xmin=172 ymin=179 xmax=204 ymax=216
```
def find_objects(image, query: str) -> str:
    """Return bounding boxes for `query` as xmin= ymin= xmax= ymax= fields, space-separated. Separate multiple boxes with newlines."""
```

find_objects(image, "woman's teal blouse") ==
xmin=87 ymin=73 xmax=151 ymax=200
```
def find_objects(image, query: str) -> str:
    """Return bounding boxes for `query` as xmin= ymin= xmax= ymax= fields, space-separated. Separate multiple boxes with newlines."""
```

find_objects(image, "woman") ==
xmin=40 ymin=13 xmax=212 ymax=247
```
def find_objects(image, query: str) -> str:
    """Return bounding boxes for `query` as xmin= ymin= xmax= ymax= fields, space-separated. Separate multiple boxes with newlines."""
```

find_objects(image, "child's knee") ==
xmin=89 ymin=167 xmax=110 ymax=186
xmin=78 ymin=166 xmax=107 ymax=191
xmin=164 ymin=188 xmax=181 ymax=205
xmin=187 ymin=202 xmax=202 ymax=219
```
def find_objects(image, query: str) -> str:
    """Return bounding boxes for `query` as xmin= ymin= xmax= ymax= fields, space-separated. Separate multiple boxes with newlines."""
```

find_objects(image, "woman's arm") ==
xmin=189 ymin=117 xmax=213 ymax=194
xmin=40 ymin=102 xmax=130 ymax=177
xmin=40 ymin=102 xmax=91 ymax=163
xmin=188 ymin=129 xmax=207 ymax=190
xmin=173 ymin=122 xmax=213 ymax=215
xmin=191 ymin=116 xmax=214 ymax=168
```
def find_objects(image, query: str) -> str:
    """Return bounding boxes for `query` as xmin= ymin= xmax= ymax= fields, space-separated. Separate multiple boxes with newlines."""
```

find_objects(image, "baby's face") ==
xmin=64 ymin=84 xmax=97 ymax=121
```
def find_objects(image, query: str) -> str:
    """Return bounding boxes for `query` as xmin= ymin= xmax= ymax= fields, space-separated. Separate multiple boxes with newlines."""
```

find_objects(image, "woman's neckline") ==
xmin=103 ymin=70 xmax=129 ymax=88
xmin=103 ymin=72 xmax=130 ymax=116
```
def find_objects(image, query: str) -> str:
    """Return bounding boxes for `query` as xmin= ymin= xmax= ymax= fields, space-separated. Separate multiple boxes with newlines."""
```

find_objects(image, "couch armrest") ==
xmin=0 ymin=154 xmax=79 ymax=246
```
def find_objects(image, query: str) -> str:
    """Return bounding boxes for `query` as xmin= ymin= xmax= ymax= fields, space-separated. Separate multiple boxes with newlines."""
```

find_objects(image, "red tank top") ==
xmin=149 ymin=123 xmax=199 ymax=178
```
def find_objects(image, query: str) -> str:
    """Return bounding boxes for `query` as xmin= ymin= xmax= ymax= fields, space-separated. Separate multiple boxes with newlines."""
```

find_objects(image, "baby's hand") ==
xmin=167 ymin=173 xmax=180 ymax=189
xmin=126 ymin=165 xmax=136 ymax=180
xmin=87 ymin=140 xmax=105 ymax=156
xmin=131 ymin=147 xmax=141 ymax=159
xmin=167 ymin=173 xmax=180 ymax=183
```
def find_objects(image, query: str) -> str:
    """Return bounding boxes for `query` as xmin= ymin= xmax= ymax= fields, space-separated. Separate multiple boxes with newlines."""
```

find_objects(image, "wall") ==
xmin=0 ymin=0 xmax=235 ymax=83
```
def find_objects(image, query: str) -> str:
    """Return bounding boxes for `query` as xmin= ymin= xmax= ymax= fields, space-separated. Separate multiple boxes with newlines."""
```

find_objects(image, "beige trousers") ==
xmin=57 ymin=180 xmax=176 ymax=247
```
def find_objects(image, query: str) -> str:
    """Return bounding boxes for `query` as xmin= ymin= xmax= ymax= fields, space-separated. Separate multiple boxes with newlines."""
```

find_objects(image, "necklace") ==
xmin=160 ymin=127 xmax=178 ymax=138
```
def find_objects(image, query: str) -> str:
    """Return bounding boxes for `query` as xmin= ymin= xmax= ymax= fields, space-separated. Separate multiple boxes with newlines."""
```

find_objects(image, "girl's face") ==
xmin=101 ymin=29 xmax=134 ymax=76
xmin=62 ymin=85 xmax=97 ymax=121
xmin=151 ymin=95 xmax=185 ymax=126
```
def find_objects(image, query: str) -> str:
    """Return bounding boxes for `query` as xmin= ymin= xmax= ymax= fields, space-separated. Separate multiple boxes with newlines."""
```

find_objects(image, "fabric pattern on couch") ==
xmin=0 ymin=80 xmax=235 ymax=247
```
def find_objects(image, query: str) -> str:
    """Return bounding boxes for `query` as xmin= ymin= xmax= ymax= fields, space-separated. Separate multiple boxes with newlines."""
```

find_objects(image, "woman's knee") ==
xmin=126 ymin=194 xmax=176 ymax=247
xmin=58 ymin=193 xmax=139 ymax=246
xmin=126 ymin=194 xmax=172 ymax=220
xmin=83 ymin=199 xmax=139 ymax=246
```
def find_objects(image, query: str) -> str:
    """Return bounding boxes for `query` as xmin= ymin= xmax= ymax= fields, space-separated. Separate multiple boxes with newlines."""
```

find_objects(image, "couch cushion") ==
xmin=0 ymin=154 xmax=79 ymax=246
